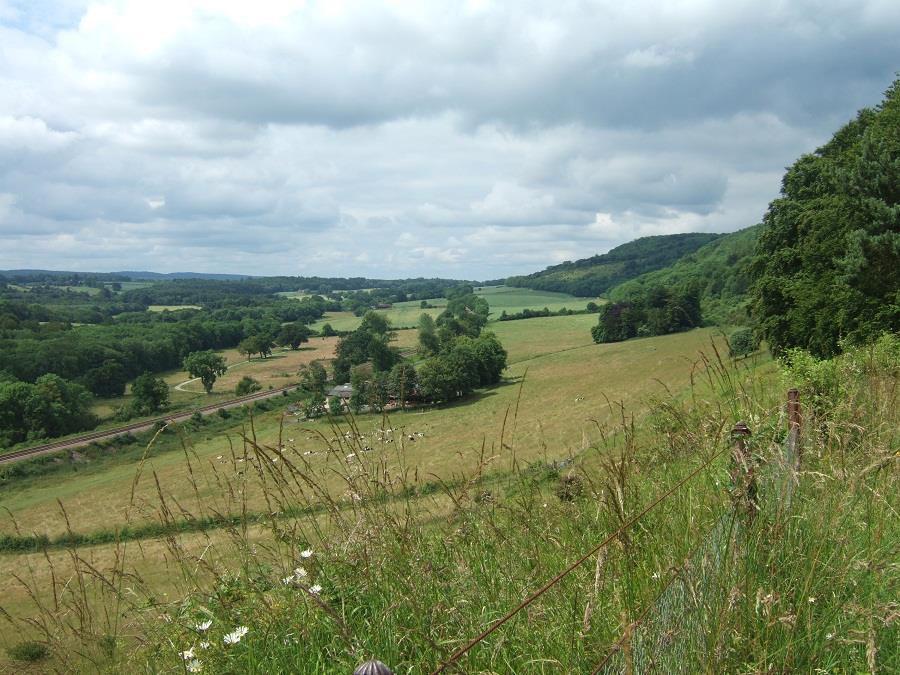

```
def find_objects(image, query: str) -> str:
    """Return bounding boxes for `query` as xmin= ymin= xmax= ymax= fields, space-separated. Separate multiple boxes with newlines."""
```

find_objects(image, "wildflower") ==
xmin=294 ymin=566 xmax=308 ymax=578
xmin=196 ymin=620 xmax=213 ymax=632
xmin=808 ymin=596 xmax=817 ymax=604
xmin=300 ymin=548 xmax=313 ymax=559
xmin=282 ymin=576 xmax=295 ymax=585
xmin=199 ymin=642 xmax=210 ymax=650
xmin=187 ymin=658 xmax=203 ymax=673
xmin=826 ymin=633 xmax=834 ymax=640
xmin=223 ymin=626 xmax=249 ymax=645
xmin=180 ymin=647 xmax=195 ymax=660
xmin=309 ymin=584 xmax=323 ymax=595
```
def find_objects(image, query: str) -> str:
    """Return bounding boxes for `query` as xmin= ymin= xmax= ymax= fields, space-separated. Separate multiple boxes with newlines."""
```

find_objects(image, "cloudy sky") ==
xmin=1 ymin=1 xmax=898 ymax=279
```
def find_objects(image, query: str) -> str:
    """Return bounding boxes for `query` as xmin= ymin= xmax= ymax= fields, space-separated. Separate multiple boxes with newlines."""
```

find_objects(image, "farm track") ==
xmin=0 ymin=385 xmax=300 ymax=465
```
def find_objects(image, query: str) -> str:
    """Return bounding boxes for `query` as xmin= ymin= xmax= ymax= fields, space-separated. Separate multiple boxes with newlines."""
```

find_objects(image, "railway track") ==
xmin=0 ymin=384 xmax=301 ymax=465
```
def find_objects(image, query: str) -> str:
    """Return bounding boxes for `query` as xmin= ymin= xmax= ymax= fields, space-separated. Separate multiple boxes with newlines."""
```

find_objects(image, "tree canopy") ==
xmin=183 ymin=350 xmax=228 ymax=393
xmin=751 ymin=78 xmax=900 ymax=357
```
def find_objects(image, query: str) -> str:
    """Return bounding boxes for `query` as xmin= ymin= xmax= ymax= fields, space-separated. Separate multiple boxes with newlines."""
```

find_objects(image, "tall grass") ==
xmin=2 ymin=336 xmax=897 ymax=673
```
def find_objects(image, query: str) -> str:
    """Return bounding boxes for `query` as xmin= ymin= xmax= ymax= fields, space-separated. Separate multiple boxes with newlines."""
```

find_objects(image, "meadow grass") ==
xmin=1 ymin=327 xmax=895 ymax=673
xmin=0 ymin=327 xmax=722 ymax=540
xmin=310 ymin=287 xmax=594 ymax=333
xmin=3 ymin=334 xmax=894 ymax=673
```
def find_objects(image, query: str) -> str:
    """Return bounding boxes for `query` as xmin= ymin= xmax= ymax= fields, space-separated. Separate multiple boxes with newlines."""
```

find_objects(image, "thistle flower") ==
xmin=224 ymin=626 xmax=249 ymax=645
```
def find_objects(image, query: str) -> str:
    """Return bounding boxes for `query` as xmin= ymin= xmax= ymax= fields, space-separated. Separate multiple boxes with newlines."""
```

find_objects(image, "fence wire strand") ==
xmin=431 ymin=443 xmax=732 ymax=674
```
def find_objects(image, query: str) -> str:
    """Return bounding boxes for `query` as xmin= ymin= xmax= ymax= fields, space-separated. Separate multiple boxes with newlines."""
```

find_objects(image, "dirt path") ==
xmin=174 ymin=359 xmax=251 ymax=392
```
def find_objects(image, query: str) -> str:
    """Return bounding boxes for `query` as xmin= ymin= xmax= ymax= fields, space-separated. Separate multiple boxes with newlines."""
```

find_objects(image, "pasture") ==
xmin=90 ymin=338 xmax=339 ymax=420
xmin=146 ymin=304 xmax=202 ymax=312
xmin=1 ymin=323 xmax=723 ymax=540
xmin=309 ymin=286 xmax=595 ymax=333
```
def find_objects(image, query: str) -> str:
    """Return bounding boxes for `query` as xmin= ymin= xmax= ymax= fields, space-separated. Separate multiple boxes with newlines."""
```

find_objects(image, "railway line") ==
xmin=0 ymin=384 xmax=300 ymax=465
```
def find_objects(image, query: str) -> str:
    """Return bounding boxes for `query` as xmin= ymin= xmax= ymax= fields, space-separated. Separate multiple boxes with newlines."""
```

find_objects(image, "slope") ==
xmin=505 ymin=232 xmax=721 ymax=297
xmin=608 ymin=224 xmax=762 ymax=326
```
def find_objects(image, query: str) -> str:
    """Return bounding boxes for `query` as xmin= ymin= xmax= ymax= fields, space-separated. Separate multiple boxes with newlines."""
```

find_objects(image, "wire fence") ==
xmin=592 ymin=389 xmax=802 ymax=673
xmin=426 ymin=389 xmax=803 ymax=675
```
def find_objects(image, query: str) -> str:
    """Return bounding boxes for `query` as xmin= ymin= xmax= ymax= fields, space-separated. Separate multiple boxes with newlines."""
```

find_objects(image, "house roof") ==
xmin=328 ymin=384 xmax=354 ymax=398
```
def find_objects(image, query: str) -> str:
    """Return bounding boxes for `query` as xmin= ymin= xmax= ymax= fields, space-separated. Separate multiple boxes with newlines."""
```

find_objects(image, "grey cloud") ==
xmin=0 ymin=1 xmax=898 ymax=277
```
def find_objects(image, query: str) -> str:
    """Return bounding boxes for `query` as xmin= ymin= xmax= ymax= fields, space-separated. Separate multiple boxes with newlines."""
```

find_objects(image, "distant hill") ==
xmin=607 ymin=225 xmax=762 ymax=326
xmin=0 ymin=269 xmax=252 ymax=281
xmin=505 ymin=232 xmax=721 ymax=297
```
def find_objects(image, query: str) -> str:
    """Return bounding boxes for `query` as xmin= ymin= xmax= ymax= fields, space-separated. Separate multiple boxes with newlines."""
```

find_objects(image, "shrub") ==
xmin=216 ymin=407 xmax=230 ymax=419
xmin=729 ymin=327 xmax=758 ymax=358
xmin=555 ymin=473 xmax=584 ymax=501
xmin=235 ymin=376 xmax=262 ymax=396
xmin=7 ymin=641 xmax=49 ymax=662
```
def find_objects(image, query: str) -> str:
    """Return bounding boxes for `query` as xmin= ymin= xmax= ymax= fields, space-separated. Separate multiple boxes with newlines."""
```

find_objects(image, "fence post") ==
xmin=730 ymin=422 xmax=757 ymax=521
xmin=786 ymin=388 xmax=801 ymax=468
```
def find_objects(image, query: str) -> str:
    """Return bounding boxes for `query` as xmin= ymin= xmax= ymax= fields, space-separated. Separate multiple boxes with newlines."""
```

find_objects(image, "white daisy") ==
xmin=180 ymin=647 xmax=195 ymax=660
xmin=309 ymin=584 xmax=323 ymax=595
xmin=196 ymin=620 xmax=213 ymax=632
xmin=293 ymin=566 xmax=308 ymax=578
xmin=223 ymin=626 xmax=249 ymax=645
xmin=187 ymin=658 xmax=203 ymax=673
xmin=300 ymin=548 xmax=313 ymax=559
xmin=199 ymin=642 xmax=210 ymax=650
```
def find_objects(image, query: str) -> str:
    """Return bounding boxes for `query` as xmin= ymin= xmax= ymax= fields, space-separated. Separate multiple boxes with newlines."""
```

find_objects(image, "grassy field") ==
xmin=309 ymin=286 xmax=596 ymax=333
xmin=146 ymin=304 xmax=202 ymax=312
xmin=0 ymin=319 xmax=732 ymax=665
xmin=90 ymin=338 xmax=340 ymax=420
xmin=3 ymin=333 xmax=892 ymax=673
xmin=2 ymin=324 xmax=722 ymax=540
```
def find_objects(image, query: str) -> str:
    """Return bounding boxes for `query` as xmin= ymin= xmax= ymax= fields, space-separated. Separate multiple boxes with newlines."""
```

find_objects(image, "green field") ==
xmin=309 ymin=286 xmax=597 ymax=333
xmin=146 ymin=304 xmax=202 ymax=312
xmin=0 ymin=322 xmax=721 ymax=541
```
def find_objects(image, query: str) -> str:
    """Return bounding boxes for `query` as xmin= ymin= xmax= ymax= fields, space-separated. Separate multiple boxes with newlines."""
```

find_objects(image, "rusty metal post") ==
xmin=787 ymin=388 xmax=802 ymax=468
xmin=730 ymin=422 xmax=757 ymax=521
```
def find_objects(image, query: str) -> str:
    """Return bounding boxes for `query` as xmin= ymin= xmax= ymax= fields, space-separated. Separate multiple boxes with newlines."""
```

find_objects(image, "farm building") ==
xmin=327 ymin=383 xmax=354 ymax=400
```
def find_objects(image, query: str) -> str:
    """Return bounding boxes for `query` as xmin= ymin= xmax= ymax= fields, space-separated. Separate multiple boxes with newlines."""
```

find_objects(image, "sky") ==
xmin=1 ymin=1 xmax=898 ymax=280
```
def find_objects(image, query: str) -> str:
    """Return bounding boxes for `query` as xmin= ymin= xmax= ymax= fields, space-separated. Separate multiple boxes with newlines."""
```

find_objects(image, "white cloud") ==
xmin=0 ymin=1 xmax=897 ymax=277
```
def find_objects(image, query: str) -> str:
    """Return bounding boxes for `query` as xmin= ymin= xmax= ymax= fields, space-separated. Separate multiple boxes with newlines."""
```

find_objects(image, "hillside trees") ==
xmin=591 ymin=284 xmax=703 ymax=343
xmin=183 ymin=351 xmax=228 ymax=393
xmin=752 ymin=78 xmax=900 ymax=357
